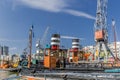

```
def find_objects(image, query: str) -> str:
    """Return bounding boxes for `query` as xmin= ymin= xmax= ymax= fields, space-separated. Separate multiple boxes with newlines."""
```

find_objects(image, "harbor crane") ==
xmin=40 ymin=26 xmax=49 ymax=48
xmin=35 ymin=27 xmax=49 ymax=60
xmin=36 ymin=26 xmax=49 ymax=49
xmin=93 ymin=0 xmax=115 ymax=62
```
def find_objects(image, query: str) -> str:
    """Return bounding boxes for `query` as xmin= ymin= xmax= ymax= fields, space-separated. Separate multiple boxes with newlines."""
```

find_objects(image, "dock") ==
xmin=0 ymin=67 xmax=21 ymax=72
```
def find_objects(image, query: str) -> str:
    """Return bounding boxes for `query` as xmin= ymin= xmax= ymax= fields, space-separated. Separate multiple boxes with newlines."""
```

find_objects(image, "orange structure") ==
xmin=95 ymin=30 xmax=104 ymax=40
xmin=44 ymin=49 xmax=56 ymax=69
xmin=0 ymin=61 xmax=9 ymax=69
xmin=44 ymin=56 xmax=56 ymax=68
xmin=22 ymin=76 xmax=45 ymax=80
xmin=72 ymin=52 xmax=79 ymax=62
xmin=44 ymin=34 xmax=60 ymax=69
xmin=69 ymin=48 xmax=79 ymax=63
xmin=84 ymin=53 xmax=91 ymax=60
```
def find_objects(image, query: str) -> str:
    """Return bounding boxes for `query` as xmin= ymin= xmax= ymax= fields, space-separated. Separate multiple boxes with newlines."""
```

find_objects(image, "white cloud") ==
xmin=12 ymin=0 xmax=95 ymax=20
xmin=61 ymin=35 xmax=84 ymax=40
xmin=15 ymin=0 xmax=68 ymax=12
xmin=61 ymin=35 xmax=78 ymax=39
xmin=63 ymin=9 xmax=96 ymax=20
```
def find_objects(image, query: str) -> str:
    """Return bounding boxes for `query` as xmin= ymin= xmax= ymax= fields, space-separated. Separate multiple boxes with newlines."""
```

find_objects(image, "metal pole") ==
xmin=112 ymin=19 xmax=117 ymax=61
xmin=28 ymin=27 xmax=33 ymax=68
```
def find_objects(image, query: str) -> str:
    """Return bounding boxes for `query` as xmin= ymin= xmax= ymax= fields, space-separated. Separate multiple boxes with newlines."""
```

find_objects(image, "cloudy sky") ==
xmin=0 ymin=0 xmax=120 ymax=54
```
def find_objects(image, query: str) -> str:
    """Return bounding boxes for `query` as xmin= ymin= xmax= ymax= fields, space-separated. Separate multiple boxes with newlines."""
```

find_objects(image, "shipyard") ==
xmin=0 ymin=0 xmax=120 ymax=80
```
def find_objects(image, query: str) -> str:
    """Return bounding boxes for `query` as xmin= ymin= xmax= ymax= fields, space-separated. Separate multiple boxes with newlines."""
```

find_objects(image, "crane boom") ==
xmin=95 ymin=0 xmax=107 ymax=30
xmin=41 ymin=26 xmax=49 ymax=48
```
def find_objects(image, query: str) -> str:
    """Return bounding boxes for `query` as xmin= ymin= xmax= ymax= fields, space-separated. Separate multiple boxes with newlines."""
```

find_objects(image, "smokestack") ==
xmin=51 ymin=34 xmax=60 ymax=50
xmin=72 ymin=39 xmax=80 ymax=51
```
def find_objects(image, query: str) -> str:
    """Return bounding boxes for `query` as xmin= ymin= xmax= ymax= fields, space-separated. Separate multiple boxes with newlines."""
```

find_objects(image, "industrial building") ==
xmin=83 ymin=41 xmax=120 ymax=59
xmin=0 ymin=46 xmax=9 ymax=55
xmin=0 ymin=46 xmax=9 ymax=61
xmin=108 ymin=42 xmax=120 ymax=58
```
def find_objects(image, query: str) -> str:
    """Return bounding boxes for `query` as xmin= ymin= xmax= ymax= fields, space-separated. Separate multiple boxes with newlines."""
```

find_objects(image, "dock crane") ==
xmin=93 ymin=0 xmax=115 ymax=62
xmin=40 ymin=26 xmax=50 ymax=48
xmin=36 ymin=26 xmax=49 ymax=52
xmin=35 ymin=26 xmax=49 ymax=61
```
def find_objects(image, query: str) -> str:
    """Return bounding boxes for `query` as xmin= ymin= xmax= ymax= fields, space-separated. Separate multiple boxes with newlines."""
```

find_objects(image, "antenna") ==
xmin=112 ymin=19 xmax=118 ymax=60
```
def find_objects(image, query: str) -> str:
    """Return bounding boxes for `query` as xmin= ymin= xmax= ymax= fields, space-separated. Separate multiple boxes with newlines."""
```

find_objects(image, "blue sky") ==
xmin=0 ymin=0 xmax=120 ymax=55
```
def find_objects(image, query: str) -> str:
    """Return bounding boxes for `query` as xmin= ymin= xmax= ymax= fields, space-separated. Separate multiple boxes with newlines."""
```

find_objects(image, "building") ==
xmin=108 ymin=42 xmax=120 ymax=58
xmin=11 ymin=54 xmax=19 ymax=62
xmin=0 ymin=46 xmax=3 ymax=55
xmin=3 ymin=46 xmax=9 ymax=55
xmin=0 ymin=46 xmax=9 ymax=55
xmin=0 ymin=45 xmax=9 ymax=61
xmin=82 ymin=45 xmax=94 ymax=53
xmin=83 ymin=41 xmax=120 ymax=59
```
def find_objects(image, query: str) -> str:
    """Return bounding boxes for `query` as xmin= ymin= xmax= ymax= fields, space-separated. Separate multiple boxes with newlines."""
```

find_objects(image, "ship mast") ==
xmin=28 ymin=25 xmax=34 ymax=68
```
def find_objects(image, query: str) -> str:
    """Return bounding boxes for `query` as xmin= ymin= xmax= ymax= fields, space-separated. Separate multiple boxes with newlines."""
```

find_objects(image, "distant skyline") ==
xmin=0 ymin=0 xmax=120 ymax=54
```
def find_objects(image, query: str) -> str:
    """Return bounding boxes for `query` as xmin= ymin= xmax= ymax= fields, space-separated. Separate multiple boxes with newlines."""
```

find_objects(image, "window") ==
xmin=74 ymin=52 xmax=78 ymax=57
xmin=70 ymin=52 xmax=72 ymax=57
